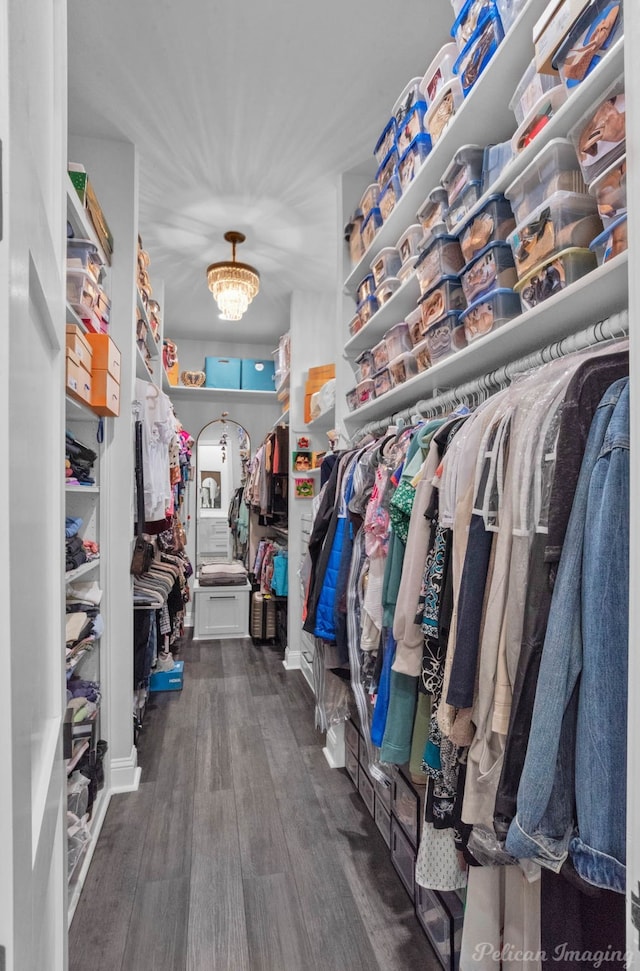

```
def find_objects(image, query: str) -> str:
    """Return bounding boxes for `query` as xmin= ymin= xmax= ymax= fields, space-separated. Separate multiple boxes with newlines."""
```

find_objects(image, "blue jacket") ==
xmin=314 ymin=516 xmax=347 ymax=642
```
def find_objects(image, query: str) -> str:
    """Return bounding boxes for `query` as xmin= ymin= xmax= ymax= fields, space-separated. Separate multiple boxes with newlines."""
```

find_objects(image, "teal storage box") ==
xmin=241 ymin=359 xmax=276 ymax=391
xmin=204 ymin=357 xmax=241 ymax=389
xmin=149 ymin=659 xmax=184 ymax=692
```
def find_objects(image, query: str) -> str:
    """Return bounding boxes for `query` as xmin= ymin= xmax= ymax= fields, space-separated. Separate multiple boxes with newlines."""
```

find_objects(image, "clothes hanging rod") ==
xmin=350 ymin=310 xmax=629 ymax=444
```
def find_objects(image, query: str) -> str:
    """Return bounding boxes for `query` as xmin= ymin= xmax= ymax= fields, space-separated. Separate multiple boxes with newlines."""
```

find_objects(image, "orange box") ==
xmin=166 ymin=361 xmax=180 ymax=386
xmin=91 ymin=369 xmax=120 ymax=417
xmin=86 ymin=332 xmax=121 ymax=382
xmin=65 ymin=348 xmax=92 ymax=405
xmin=308 ymin=363 xmax=335 ymax=382
xmin=65 ymin=325 xmax=93 ymax=372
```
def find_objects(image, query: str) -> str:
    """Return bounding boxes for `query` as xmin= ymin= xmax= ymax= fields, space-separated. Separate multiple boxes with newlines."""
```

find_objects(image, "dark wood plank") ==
xmin=187 ymin=790 xmax=250 ymax=971
xmin=190 ymin=639 xmax=225 ymax=679
xmin=137 ymin=787 xmax=194 ymax=883
xmin=121 ymin=875 xmax=190 ymax=971
xmin=194 ymin=680 xmax=232 ymax=792
xmin=243 ymin=872 xmax=317 ymax=971
xmin=220 ymin=636 xmax=249 ymax=678
xmin=68 ymin=784 xmax=156 ymax=971
xmin=241 ymin=639 xmax=279 ymax=698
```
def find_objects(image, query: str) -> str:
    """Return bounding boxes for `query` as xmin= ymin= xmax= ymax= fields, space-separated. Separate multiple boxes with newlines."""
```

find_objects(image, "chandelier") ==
xmin=206 ymin=231 xmax=260 ymax=321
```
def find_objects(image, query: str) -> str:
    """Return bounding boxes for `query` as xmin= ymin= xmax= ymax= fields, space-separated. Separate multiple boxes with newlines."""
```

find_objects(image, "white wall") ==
xmin=164 ymin=336 xmax=277 ymax=374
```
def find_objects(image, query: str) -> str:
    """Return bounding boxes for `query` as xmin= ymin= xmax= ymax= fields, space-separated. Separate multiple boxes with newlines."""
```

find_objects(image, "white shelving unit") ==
xmin=307 ymin=404 xmax=337 ymax=432
xmin=165 ymin=385 xmax=278 ymax=403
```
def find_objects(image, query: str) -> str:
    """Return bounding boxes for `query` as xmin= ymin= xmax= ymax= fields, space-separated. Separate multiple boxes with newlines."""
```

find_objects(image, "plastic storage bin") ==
xmin=356 ymin=378 xmax=376 ymax=408
xmin=371 ymin=247 xmax=402 ymax=287
xmin=346 ymin=210 xmax=365 ymax=264
xmin=357 ymin=273 xmax=376 ymax=305
xmin=67 ymin=268 xmax=100 ymax=309
xmin=384 ymin=322 xmax=412 ymax=359
xmin=361 ymin=208 xmax=383 ymax=250
xmin=415 ymin=886 xmax=464 ymax=971
xmin=451 ymin=0 xmax=501 ymax=49
xmin=453 ymin=11 xmax=505 ymax=96
xmin=372 ymin=339 xmax=390 ymax=372
xmin=392 ymin=78 xmax=424 ymax=127
xmin=508 ymin=190 xmax=603 ymax=279
xmin=379 ymin=174 xmax=402 ymax=221
xmin=396 ymin=224 xmax=424 ymax=266
xmin=460 ymin=287 xmax=521 ymax=341
xmin=445 ymin=181 xmax=483 ymax=231
xmin=360 ymin=183 xmax=381 ymax=220
xmin=420 ymin=43 xmax=459 ymax=106
xmin=419 ymin=276 xmax=467 ymax=331
xmin=398 ymin=256 xmax=418 ymax=284
xmin=417 ymin=188 xmax=449 ymax=240
xmin=415 ymin=235 xmax=465 ymax=295
xmin=346 ymin=388 xmax=359 ymax=412
xmin=205 ymin=356 xmax=242 ymax=389
xmin=505 ymin=138 xmax=587 ymax=225
xmin=149 ymin=660 xmax=184 ymax=693
xmin=398 ymin=134 xmax=432 ymax=191
xmin=411 ymin=336 xmax=432 ymax=372
xmin=569 ymin=76 xmax=626 ymax=186
xmin=425 ymin=78 xmax=464 ymax=145
xmin=458 ymin=194 xmax=516 ymax=263
xmin=71 ymin=302 xmax=103 ymax=334
xmin=553 ymin=0 xmax=623 ymax=92
xmin=590 ymin=155 xmax=626 ymax=225
xmin=460 ymin=241 xmax=517 ymax=302
xmin=397 ymin=101 xmax=429 ymax=155
xmin=389 ymin=352 xmax=419 ymax=386
xmin=376 ymin=146 xmax=400 ymax=191
xmin=589 ymin=212 xmax=627 ymax=265
xmin=497 ymin=0 xmax=527 ymax=31
xmin=441 ymin=145 xmax=485 ymax=206
xmin=349 ymin=313 xmax=364 ymax=338
xmin=373 ymin=368 xmax=393 ymax=397
xmin=509 ymin=58 xmax=561 ymax=127
xmin=67 ymin=238 xmax=103 ymax=281
xmin=375 ymin=278 xmax=402 ymax=307
xmin=424 ymin=312 xmax=465 ymax=363
xmin=374 ymin=118 xmax=397 ymax=166
xmin=241 ymin=359 xmax=275 ymax=391
xmin=357 ymin=293 xmax=379 ymax=326
xmin=406 ymin=307 xmax=424 ymax=346
xmin=511 ymin=85 xmax=568 ymax=155
xmin=515 ymin=247 xmax=597 ymax=310
xmin=482 ymin=141 xmax=514 ymax=193
xmin=355 ymin=350 xmax=375 ymax=382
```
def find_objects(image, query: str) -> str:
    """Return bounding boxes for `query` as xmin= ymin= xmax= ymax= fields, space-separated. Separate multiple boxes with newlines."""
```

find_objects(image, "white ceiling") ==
xmin=68 ymin=0 xmax=452 ymax=345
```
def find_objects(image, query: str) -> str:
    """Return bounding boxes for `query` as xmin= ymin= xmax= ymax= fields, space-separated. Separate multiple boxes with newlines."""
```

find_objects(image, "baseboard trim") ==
xmin=109 ymin=748 xmax=142 ymax=793
xmin=323 ymin=722 xmax=346 ymax=769
xmin=283 ymin=647 xmax=302 ymax=670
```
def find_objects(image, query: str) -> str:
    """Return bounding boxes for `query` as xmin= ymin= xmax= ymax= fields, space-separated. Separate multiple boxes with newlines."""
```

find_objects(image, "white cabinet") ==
xmin=198 ymin=518 xmax=230 ymax=558
xmin=192 ymin=581 xmax=251 ymax=639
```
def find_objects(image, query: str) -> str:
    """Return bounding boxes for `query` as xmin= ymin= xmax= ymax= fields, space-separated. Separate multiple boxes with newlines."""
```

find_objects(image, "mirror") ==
xmin=195 ymin=414 xmax=251 ymax=574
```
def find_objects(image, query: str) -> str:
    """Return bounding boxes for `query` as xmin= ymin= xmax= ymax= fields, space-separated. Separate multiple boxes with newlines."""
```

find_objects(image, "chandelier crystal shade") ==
xmin=206 ymin=231 xmax=260 ymax=321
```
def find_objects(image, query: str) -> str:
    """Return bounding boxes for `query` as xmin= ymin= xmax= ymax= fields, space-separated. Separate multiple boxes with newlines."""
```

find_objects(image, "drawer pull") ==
xmin=209 ymin=595 xmax=236 ymax=600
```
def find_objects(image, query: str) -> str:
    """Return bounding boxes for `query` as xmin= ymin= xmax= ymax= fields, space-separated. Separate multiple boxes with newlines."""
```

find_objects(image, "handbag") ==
xmin=130 ymin=419 xmax=155 ymax=576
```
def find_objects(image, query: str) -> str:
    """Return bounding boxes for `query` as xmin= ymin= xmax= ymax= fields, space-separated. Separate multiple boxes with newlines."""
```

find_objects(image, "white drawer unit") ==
xmin=199 ymin=518 xmax=230 ymax=557
xmin=193 ymin=581 xmax=251 ymax=640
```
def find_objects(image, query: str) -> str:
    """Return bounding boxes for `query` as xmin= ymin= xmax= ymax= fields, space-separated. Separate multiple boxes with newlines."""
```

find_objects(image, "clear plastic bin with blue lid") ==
xmin=356 ymin=292 xmax=379 ymax=326
xmin=553 ymin=0 xmax=623 ymax=93
xmin=379 ymin=174 xmax=403 ymax=222
xmin=67 ymin=238 xmax=104 ymax=282
xmin=417 ymin=187 xmax=449 ymax=240
xmin=515 ymin=247 xmax=597 ymax=310
xmin=453 ymin=7 xmax=505 ymax=96
xmin=396 ymin=224 xmax=424 ymax=266
xmin=392 ymin=78 xmax=424 ymax=127
xmin=457 ymin=194 xmax=516 ymax=263
xmin=460 ymin=241 xmax=517 ymax=303
xmin=419 ymin=275 xmax=467 ymax=332
xmin=482 ymin=142 xmax=514 ymax=194
xmin=445 ymin=181 xmax=483 ymax=232
xmin=375 ymin=277 xmax=402 ymax=307
xmin=569 ymin=74 xmax=626 ymax=187
xmin=589 ymin=154 xmax=626 ymax=227
xmin=397 ymin=134 xmax=432 ymax=191
xmin=441 ymin=145 xmax=485 ymax=207
xmin=459 ymin=287 xmax=521 ymax=342
xmin=356 ymin=273 xmax=376 ymax=305
xmin=374 ymin=118 xmax=397 ymax=166
xmin=384 ymin=321 xmax=412 ymax=359
xmin=507 ymin=189 xmax=603 ymax=278
xmin=504 ymin=138 xmax=587 ymax=225
xmin=415 ymin=234 xmax=465 ymax=295
xmin=360 ymin=184 xmax=381 ymax=220
xmin=376 ymin=146 xmax=400 ymax=191
xmin=361 ymin=207 xmax=383 ymax=250
xmin=420 ymin=43 xmax=459 ymax=107
xmin=355 ymin=350 xmax=375 ymax=383
xmin=589 ymin=212 xmax=627 ymax=265
xmin=451 ymin=0 xmax=502 ymax=50
xmin=397 ymin=100 xmax=429 ymax=156
xmin=424 ymin=311 xmax=466 ymax=364
xmin=389 ymin=351 xmax=419 ymax=386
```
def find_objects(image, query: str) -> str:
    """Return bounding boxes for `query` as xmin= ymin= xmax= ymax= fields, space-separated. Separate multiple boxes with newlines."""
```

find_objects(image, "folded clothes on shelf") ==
xmin=199 ymin=561 xmax=248 ymax=587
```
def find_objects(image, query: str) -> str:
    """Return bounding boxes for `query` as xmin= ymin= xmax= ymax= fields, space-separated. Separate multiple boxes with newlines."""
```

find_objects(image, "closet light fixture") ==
xmin=206 ymin=231 xmax=260 ymax=321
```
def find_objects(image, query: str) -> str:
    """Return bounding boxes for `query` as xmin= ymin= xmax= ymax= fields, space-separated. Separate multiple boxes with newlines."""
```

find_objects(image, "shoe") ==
xmin=155 ymin=651 xmax=175 ymax=672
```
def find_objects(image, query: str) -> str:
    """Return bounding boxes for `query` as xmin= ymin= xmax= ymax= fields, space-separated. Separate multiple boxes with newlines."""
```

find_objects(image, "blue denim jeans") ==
xmin=506 ymin=379 xmax=629 ymax=893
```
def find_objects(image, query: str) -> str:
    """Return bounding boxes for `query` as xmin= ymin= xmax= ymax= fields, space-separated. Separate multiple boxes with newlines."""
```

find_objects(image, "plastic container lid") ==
xmin=588 ymin=212 xmax=627 ymax=259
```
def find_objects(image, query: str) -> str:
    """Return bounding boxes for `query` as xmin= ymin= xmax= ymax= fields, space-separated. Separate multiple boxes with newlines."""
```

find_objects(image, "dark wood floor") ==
xmin=68 ymin=635 xmax=437 ymax=971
